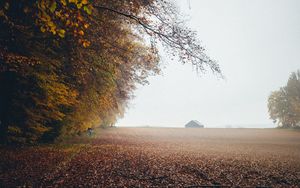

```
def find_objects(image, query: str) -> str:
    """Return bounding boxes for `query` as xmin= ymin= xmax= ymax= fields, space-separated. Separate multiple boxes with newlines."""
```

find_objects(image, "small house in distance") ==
xmin=185 ymin=120 xmax=204 ymax=128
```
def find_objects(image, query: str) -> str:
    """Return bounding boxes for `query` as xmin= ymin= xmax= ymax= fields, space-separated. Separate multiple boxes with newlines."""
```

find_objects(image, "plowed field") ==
xmin=1 ymin=128 xmax=300 ymax=187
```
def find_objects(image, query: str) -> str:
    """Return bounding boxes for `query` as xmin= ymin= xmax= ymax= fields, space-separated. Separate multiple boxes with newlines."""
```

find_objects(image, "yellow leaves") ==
xmin=8 ymin=126 xmax=22 ymax=134
xmin=83 ymin=5 xmax=92 ymax=15
xmin=68 ymin=0 xmax=78 ymax=4
xmin=40 ymin=26 xmax=46 ymax=33
xmin=55 ymin=10 xmax=62 ymax=17
xmin=36 ymin=0 xmax=93 ymax=47
xmin=58 ymin=29 xmax=66 ymax=38
xmin=48 ymin=21 xmax=55 ymax=27
xmin=29 ymin=124 xmax=50 ymax=133
xmin=61 ymin=0 xmax=67 ymax=6
xmin=47 ymin=21 xmax=57 ymax=34
xmin=39 ymin=0 xmax=46 ymax=9
xmin=68 ymin=0 xmax=89 ymax=7
xmin=39 ymin=12 xmax=50 ymax=22
xmin=81 ymin=0 xmax=89 ymax=5
xmin=76 ymin=3 xmax=83 ymax=9
xmin=66 ymin=20 xmax=71 ymax=26
xmin=32 ymin=72 xmax=78 ymax=122
xmin=49 ymin=1 xmax=57 ymax=13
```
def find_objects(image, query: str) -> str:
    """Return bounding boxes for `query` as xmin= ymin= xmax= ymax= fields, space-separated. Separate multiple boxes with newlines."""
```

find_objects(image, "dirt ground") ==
xmin=1 ymin=128 xmax=300 ymax=187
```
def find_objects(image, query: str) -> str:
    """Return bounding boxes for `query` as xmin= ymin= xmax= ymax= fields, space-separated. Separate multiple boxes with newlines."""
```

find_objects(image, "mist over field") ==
xmin=1 ymin=0 xmax=300 ymax=187
xmin=117 ymin=0 xmax=300 ymax=128
xmin=117 ymin=124 xmax=276 ymax=129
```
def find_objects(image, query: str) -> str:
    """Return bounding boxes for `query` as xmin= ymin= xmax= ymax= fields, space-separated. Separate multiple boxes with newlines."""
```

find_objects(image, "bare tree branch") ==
xmin=94 ymin=4 xmax=222 ymax=75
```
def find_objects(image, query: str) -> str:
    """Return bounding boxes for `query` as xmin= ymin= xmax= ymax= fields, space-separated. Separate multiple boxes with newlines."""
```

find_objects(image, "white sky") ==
xmin=117 ymin=0 xmax=300 ymax=128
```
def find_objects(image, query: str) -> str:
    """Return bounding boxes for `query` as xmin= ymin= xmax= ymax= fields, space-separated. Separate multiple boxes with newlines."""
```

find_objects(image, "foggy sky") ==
xmin=117 ymin=0 xmax=300 ymax=128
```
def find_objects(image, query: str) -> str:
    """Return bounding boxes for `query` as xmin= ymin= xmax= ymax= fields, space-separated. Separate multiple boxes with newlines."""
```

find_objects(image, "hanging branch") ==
xmin=94 ymin=3 xmax=221 ymax=75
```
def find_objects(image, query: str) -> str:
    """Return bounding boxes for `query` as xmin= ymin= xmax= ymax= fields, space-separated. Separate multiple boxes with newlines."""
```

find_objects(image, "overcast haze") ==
xmin=117 ymin=0 xmax=300 ymax=128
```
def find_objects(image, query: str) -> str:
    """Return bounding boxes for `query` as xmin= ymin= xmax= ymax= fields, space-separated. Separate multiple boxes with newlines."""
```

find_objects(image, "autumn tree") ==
xmin=268 ymin=70 xmax=300 ymax=128
xmin=0 ymin=0 xmax=221 ymax=144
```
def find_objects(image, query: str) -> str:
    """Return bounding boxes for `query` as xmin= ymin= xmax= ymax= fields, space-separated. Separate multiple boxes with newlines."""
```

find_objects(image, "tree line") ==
xmin=0 ymin=0 xmax=220 ymax=144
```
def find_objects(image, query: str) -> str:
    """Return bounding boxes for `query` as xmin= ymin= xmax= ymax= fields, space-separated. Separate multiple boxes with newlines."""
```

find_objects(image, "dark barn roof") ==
xmin=185 ymin=120 xmax=204 ymax=128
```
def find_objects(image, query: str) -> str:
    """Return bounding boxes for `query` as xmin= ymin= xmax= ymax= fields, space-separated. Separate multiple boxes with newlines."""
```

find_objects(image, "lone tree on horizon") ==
xmin=268 ymin=70 xmax=300 ymax=128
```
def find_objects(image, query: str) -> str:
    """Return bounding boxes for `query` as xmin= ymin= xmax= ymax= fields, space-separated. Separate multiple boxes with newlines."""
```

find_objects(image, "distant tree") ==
xmin=268 ymin=70 xmax=300 ymax=128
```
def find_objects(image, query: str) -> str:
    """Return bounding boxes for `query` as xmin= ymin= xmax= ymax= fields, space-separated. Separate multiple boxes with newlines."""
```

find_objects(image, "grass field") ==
xmin=1 ymin=128 xmax=300 ymax=187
